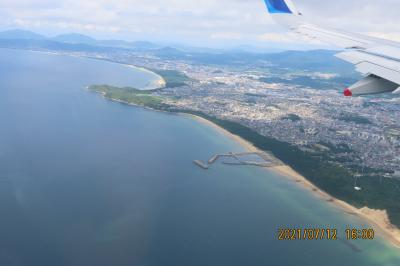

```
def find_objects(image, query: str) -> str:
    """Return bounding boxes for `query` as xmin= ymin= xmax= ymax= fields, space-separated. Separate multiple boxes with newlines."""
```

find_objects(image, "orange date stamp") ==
xmin=278 ymin=228 xmax=338 ymax=240
xmin=278 ymin=228 xmax=375 ymax=241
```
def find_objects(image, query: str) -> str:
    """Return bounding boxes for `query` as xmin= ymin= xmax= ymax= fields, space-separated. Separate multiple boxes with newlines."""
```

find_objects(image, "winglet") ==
xmin=264 ymin=0 xmax=297 ymax=14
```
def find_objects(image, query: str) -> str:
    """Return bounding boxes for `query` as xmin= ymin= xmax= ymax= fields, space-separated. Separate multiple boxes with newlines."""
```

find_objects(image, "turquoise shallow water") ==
xmin=0 ymin=48 xmax=399 ymax=266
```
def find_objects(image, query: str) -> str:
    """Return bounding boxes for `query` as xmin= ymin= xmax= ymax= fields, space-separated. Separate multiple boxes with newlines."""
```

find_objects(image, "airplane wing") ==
xmin=264 ymin=0 xmax=400 ymax=96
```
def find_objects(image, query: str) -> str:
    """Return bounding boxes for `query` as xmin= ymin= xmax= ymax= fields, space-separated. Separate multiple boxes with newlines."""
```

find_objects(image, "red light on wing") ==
xmin=343 ymin=88 xmax=353 ymax=97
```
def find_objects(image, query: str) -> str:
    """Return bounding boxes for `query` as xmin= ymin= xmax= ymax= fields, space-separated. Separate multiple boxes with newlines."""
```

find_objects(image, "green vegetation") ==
xmin=150 ymin=69 xmax=191 ymax=88
xmin=339 ymin=112 xmax=372 ymax=125
xmin=259 ymin=76 xmax=357 ymax=91
xmin=318 ymin=141 xmax=352 ymax=154
xmin=88 ymin=86 xmax=400 ymax=227
xmin=209 ymin=115 xmax=400 ymax=226
xmin=88 ymin=85 xmax=169 ymax=109
xmin=245 ymin=93 xmax=267 ymax=98
xmin=166 ymin=109 xmax=400 ymax=227
xmin=281 ymin=114 xmax=301 ymax=122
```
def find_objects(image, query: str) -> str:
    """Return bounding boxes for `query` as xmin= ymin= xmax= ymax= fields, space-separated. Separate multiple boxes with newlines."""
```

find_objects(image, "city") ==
xmin=81 ymin=48 xmax=400 ymax=177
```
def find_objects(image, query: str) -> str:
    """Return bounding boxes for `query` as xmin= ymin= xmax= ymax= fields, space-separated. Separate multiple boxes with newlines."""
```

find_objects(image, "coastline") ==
xmin=86 ymin=85 xmax=400 ymax=248
xmin=17 ymin=49 xmax=167 ymax=91
xmin=125 ymin=65 xmax=166 ymax=90
xmin=188 ymin=114 xmax=400 ymax=248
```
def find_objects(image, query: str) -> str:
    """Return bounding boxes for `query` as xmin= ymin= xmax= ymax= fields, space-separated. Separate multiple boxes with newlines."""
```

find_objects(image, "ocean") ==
xmin=0 ymin=48 xmax=399 ymax=266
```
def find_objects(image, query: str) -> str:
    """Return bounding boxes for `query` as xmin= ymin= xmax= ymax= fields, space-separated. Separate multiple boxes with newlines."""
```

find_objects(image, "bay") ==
xmin=0 ymin=48 xmax=399 ymax=266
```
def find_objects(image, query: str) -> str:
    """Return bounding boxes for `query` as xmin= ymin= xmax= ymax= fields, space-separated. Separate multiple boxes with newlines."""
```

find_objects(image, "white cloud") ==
xmin=1 ymin=0 xmax=400 ymax=48
xmin=257 ymin=32 xmax=301 ymax=43
xmin=210 ymin=32 xmax=243 ymax=40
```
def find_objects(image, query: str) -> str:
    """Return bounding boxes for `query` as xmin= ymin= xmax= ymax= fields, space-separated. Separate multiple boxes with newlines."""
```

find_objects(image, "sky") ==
xmin=1 ymin=0 xmax=400 ymax=49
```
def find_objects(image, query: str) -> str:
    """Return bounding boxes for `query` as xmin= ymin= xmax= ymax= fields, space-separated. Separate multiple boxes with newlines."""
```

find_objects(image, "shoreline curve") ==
xmin=188 ymin=113 xmax=400 ymax=248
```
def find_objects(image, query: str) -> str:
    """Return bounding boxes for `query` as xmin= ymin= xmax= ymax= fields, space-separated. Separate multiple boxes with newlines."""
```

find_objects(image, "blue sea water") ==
xmin=0 ymin=48 xmax=399 ymax=266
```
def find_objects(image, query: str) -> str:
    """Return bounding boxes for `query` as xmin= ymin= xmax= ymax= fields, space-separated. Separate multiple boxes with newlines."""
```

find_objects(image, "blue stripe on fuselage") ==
xmin=264 ymin=0 xmax=292 ymax=14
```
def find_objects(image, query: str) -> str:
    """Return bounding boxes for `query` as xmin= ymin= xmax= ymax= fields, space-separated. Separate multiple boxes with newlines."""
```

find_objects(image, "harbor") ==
xmin=194 ymin=151 xmax=283 ymax=170
xmin=193 ymin=160 xmax=209 ymax=169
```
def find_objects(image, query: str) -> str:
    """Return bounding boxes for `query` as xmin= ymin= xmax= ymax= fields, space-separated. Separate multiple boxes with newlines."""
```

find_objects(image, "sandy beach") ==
xmin=189 ymin=114 xmax=400 ymax=248
xmin=83 ymin=91 xmax=400 ymax=248
xmin=125 ymin=65 xmax=166 ymax=90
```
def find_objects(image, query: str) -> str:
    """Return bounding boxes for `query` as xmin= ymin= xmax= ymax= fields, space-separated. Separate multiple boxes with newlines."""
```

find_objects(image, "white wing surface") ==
xmin=264 ymin=0 xmax=400 ymax=96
